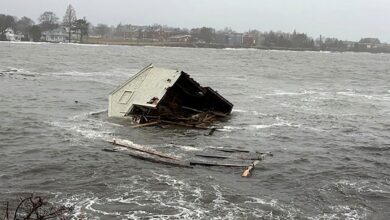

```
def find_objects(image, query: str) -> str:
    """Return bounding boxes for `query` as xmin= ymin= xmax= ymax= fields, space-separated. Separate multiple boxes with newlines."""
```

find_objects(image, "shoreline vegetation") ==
xmin=83 ymin=38 xmax=390 ymax=54
xmin=2 ymin=4 xmax=390 ymax=54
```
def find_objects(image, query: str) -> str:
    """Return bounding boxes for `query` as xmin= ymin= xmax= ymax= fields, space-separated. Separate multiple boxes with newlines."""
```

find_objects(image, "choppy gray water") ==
xmin=0 ymin=42 xmax=389 ymax=219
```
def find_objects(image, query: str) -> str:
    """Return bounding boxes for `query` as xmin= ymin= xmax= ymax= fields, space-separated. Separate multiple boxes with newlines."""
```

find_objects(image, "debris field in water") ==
xmin=107 ymin=65 xmax=271 ymax=176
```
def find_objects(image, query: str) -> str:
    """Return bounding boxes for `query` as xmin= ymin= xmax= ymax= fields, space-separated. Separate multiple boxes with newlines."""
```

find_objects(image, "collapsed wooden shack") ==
xmin=106 ymin=65 xmax=272 ymax=177
xmin=108 ymin=64 xmax=233 ymax=128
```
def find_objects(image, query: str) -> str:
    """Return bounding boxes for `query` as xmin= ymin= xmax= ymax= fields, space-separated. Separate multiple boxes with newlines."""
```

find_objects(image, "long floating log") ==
xmin=216 ymin=148 xmax=251 ymax=153
xmin=132 ymin=121 xmax=160 ymax=128
xmin=116 ymin=146 xmax=192 ymax=168
xmin=107 ymin=139 xmax=182 ymax=161
xmin=107 ymin=139 xmax=191 ymax=168
xmin=190 ymin=160 xmax=248 ymax=167
xmin=195 ymin=153 xmax=264 ymax=160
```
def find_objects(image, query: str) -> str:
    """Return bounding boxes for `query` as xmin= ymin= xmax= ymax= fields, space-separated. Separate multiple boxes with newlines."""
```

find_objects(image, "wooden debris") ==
xmin=190 ymin=160 xmax=248 ymax=167
xmin=216 ymin=148 xmax=250 ymax=153
xmin=132 ymin=109 xmax=229 ymax=130
xmin=105 ymin=138 xmax=271 ymax=177
xmin=108 ymin=139 xmax=181 ymax=160
xmin=107 ymin=139 xmax=191 ymax=167
xmin=132 ymin=121 xmax=160 ymax=128
xmin=242 ymin=160 xmax=260 ymax=177
xmin=207 ymin=127 xmax=217 ymax=136
xmin=195 ymin=152 xmax=265 ymax=160
xmin=192 ymin=150 xmax=272 ymax=177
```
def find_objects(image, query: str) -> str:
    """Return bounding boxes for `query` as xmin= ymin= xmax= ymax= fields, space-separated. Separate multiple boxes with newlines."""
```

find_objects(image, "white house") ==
xmin=41 ymin=28 xmax=68 ymax=43
xmin=4 ymin=28 xmax=23 ymax=41
xmin=4 ymin=28 xmax=15 ymax=41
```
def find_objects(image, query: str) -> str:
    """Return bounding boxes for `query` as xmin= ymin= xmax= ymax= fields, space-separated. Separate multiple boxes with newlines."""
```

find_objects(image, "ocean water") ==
xmin=0 ymin=41 xmax=389 ymax=219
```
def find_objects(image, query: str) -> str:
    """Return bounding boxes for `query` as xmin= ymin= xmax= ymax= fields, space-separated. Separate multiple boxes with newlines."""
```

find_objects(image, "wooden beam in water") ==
xmin=190 ymin=160 xmax=248 ymax=167
xmin=120 ymin=146 xmax=192 ymax=168
xmin=242 ymin=160 xmax=260 ymax=177
xmin=107 ymin=139 xmax=191 ymax=168
xmin=107 ymin=139 xmax=181 ymax=161
xmin=216 ymin=148 xmax=250 ymax=153
xmin=132 ymin=121 xmax=160 ymax=128
xmin=195 ymin=153 xmax=264 ymax=160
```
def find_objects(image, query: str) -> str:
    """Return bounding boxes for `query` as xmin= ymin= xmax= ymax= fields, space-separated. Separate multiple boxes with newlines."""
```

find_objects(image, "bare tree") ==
xmin=38 ymin=11 xmax=59 ymax=31
xmin=63 ymin=4 xmax=77 ymax=42
xmin=1 ymin=195 xmax=73 ymax=220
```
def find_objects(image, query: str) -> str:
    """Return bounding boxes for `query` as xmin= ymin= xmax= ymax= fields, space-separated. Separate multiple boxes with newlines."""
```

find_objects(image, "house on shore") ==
xmin=41 ymin=28 xmax=68 ymax=43
xmin=242 ymin=34 xmax=256 ymax=47
xmin=168 ymin=35 xmax=192 ymax=43
xmin=228 ymin=33 xmax=243 ymax=46
xmin=4 ymin=28 xmax=23 ymax=41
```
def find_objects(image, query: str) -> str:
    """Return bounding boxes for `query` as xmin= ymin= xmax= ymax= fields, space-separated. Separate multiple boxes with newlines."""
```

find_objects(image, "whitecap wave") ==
xmin=337 ymin=91 xmax=390 ymax=101
xmin=166 ymin=143 xmax=200 ymax=151
xmin=309 ymin=205 xmax=369 ymax=220
xmin=265 ymin=90 xmax=318 ymax=96
xmin=232 ymin=109 xmax=247 ymax=113
xmin=220 ymin=121 xmax=300 ymax=132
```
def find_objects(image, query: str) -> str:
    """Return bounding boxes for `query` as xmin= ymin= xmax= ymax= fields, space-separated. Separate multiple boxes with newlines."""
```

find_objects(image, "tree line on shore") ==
xmin=1 ymin=4 xmax=389 ymax=53
xmin=0 ymin=4 xmax=88 ymax=42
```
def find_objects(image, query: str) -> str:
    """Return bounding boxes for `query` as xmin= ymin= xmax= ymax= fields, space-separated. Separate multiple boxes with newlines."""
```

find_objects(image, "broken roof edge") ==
xmin=204 ymin=86 xmax=234 ymax=113
xmin=109 ymin=63 xmax=154 ymax=95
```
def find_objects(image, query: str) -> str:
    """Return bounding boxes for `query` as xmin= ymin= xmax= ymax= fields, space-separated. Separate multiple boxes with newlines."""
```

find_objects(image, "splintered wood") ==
xmin=107 ymin=138 xmax=191 ymax=168
xmin=106 ymin=138 xmax=272 ymax=177
xmin=132 ymin=111 xmax=226 ymax=129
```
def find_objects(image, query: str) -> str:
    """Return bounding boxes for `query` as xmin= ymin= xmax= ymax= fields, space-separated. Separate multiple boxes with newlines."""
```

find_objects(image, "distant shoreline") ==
xmin=2 ymin=40 xmax=389 ymax=54
xmin=81 ymin=38 xmax=390 ymax=54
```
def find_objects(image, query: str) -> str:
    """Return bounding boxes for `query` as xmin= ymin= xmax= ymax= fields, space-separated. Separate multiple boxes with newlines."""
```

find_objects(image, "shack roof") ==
xmin=108 ymin=64 xmax=182 ymax=117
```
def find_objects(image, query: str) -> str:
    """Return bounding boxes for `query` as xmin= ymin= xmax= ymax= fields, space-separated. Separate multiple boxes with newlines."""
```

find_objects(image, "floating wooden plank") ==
xmin=190 ymin=160 xmax=248 ymax=167
xmin=107 ymin=139 xmax=181 ymax=161
xmin=195 ymin=153 xmax=264 ymax=160
xmin=117 ymin=146 xmax=192 ymax=168
xmin=106 ymin=139 xmax=191 ymax=168
xmin=216 ymin=148 xmax=250 ymax=153
xmin=132 ymin=121 xmax=160 ymax=128
xmin=195 ymin=154 xmax=229 ymax=159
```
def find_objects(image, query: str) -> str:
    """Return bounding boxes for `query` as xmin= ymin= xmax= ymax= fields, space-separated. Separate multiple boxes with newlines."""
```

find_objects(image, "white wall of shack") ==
xmin=108 ymin=66 xmax=181 ymax=117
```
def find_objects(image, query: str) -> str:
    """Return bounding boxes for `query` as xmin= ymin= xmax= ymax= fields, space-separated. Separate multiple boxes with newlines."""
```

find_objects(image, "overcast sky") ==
xmin=1 ymin=0 xmax=389 ymax=42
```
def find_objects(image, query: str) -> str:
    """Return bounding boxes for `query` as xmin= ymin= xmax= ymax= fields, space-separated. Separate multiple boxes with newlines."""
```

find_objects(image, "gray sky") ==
xmin=1 ymin=0 xmax=389 ymax=42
